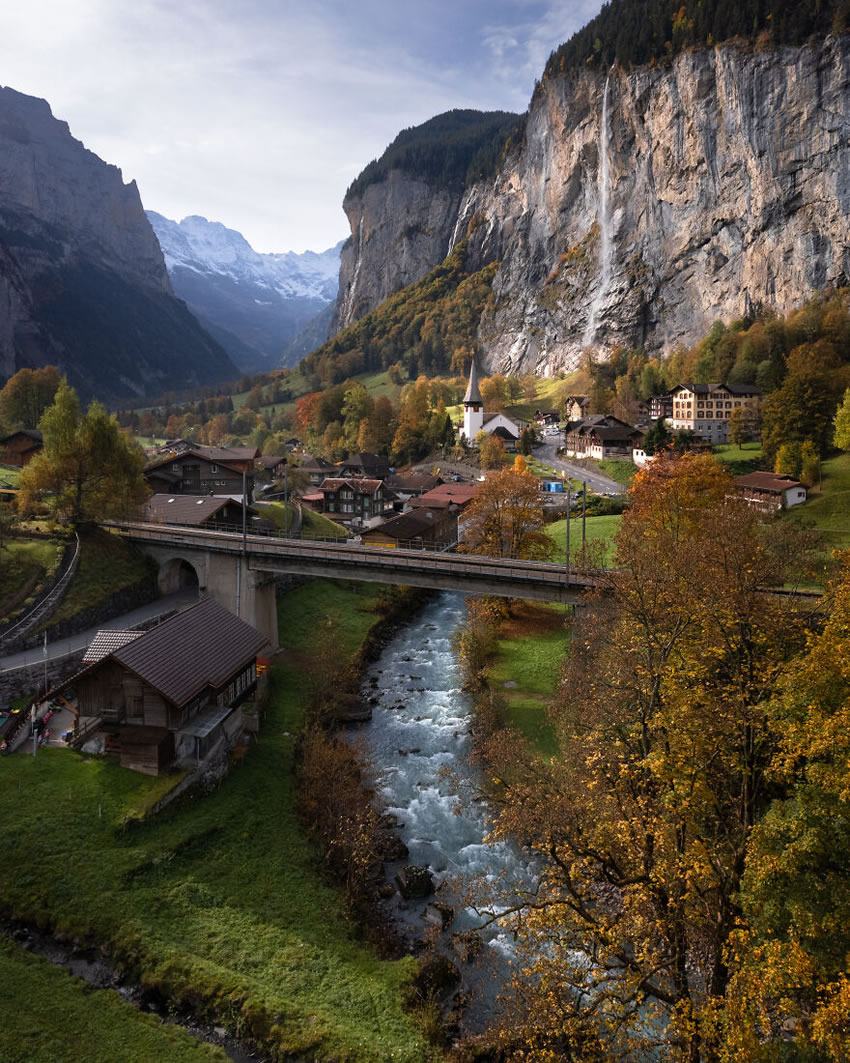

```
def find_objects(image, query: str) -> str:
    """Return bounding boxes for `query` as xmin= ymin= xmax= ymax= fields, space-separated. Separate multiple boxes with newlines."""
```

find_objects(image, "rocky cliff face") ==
xmin=0 ymin=86 xmax=237 ymax=399
xmin=335 ymin=35 xmax=850 ymax=374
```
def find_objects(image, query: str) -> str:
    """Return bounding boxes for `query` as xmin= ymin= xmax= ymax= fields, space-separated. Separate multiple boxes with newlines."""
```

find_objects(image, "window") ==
xmin=210 ymin=464 xmax=218 ymax=473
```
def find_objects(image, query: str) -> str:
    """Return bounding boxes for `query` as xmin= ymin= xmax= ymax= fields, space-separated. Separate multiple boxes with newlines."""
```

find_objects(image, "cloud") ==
xmin=0 ymin=0 xmax=603 ymax=253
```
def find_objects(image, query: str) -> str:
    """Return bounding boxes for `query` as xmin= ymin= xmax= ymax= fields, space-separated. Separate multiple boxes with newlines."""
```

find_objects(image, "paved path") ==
xmin=0 ymin=590 xmax=199 ymax=674
xmin=532 ymin=442 xmax=624 ymax=495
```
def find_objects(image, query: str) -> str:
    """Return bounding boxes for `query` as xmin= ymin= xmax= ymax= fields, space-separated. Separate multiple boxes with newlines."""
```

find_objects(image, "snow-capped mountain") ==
xmin=146 ymin=211 xmax=343 ymax=371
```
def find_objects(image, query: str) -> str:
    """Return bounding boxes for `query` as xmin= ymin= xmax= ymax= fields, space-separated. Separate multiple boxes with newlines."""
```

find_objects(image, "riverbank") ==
xmin=0 ymin=580 xmax=434 ymax=1063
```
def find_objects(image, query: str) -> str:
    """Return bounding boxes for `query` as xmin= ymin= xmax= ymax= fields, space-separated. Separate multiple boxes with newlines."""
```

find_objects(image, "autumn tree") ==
xmin=17 ymin=379 xmax=148 ymax=524
xmin=474 ymin=454 xmax=818 ymax=1061
xmin=728 ymin=556 xmax=850 ymax=1061
xmin=461 ymin=465 xmax=552 ymax=560
xmin=833 ymin=386 xmax=850 ymax=450
xmin=476 ymin=430 xmax=507 ymax=469
xmin=0 ymin=365 xmax=61 ymax=431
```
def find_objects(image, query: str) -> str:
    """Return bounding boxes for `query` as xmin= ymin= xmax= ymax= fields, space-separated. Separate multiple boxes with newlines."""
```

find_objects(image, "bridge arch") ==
xmin=157 ymin=556 xmax=202 ymax=596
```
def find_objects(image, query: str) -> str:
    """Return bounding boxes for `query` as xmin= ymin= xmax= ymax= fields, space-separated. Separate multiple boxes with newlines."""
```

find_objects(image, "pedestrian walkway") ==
xmin=0 ymin=590 xmax=199 ymax=674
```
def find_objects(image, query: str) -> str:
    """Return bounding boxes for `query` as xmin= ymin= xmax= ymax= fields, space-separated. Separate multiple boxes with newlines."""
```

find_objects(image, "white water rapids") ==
xmin=353 ymin=592 xmax=538 ymax=1027
xmin=583 ymin=75 xmax=613 ymax=347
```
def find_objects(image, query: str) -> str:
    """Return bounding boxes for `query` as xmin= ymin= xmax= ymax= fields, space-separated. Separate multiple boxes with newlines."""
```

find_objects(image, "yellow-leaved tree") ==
xmin=17 ymin=379 xmax=148 ymax=525
xmin=470 ymin=453 xmax=821 ymax=1061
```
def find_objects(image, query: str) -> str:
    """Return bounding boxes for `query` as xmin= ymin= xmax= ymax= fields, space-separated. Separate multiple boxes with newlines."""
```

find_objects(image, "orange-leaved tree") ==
xmin=460 ymin=465 xmax=552 ymax=560
xmin=471 ymin=453 xmax=821 ymax=1061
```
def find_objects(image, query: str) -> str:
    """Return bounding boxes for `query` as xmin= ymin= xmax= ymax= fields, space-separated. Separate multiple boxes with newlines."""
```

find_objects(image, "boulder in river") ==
xmin=395 ymin=865 xmax=434 ymax=899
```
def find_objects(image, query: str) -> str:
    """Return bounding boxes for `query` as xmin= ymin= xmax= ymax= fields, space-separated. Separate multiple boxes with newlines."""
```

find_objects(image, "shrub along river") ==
xmin=353 ymin=591 xmax=538 ymax=1030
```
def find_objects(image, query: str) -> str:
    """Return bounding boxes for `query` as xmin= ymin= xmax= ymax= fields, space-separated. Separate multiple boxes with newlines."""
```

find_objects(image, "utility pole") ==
xmin=283 ymin=462 xmax=289 ymax=537
xmin=566 ymin=483 xmax=571 ymax=584
xmin=582 ymin=480 xmax=587 ymax=554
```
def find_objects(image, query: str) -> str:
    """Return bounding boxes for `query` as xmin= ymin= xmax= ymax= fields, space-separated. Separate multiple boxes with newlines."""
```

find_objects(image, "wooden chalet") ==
xmin=317 ymin=477 xmax=386 ymax=524
xmin=299 ymin=455 xmax=336 ymax=486
xmin=0 ymin=428 xmax=43 ymax=466
xmin=564 ymin=415 xmax=644 ymax=461
xmin=66 ymin=598 xmax=269 ymax=774
xmin=361 ymin=508 xmax=457 ymax=548
xmin=144 ymin=446 xmax=255 ymax=499
xmin=338 ymin=451 xmax=390 ymax=480
xmin=142 ymin=494 xmax=253 ymax=528
xmin=734 ymin=472 xmax=807 ymax=510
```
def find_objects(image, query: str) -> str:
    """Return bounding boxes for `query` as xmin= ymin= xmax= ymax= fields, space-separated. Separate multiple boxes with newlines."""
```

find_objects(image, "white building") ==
xmin=462 ymin=361 xmax=522 ymax=447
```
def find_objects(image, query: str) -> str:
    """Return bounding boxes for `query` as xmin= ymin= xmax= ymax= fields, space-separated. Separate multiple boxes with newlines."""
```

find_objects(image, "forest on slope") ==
xmin=545 ymin=0 xmax=850 ymax=75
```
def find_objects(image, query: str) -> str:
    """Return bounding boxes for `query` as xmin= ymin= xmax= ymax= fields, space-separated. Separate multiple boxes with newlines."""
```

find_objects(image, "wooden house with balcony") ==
xmin=144 ymin=447 xmax=255 ymax=499
xmin=317 ymin=477 xmax=386 ymax=525
xmin=65 ymin=598 xmax=269 ymax=774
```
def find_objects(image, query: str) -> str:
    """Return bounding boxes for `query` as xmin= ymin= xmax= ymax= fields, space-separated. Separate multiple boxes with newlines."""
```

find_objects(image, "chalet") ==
xmin=407 ymin=482 xmax=479 ymax=513
xmin=462 ymin=362 xmax=522 ymax=448
xmin=669 ymin=383 xmax=760 ymax=444
xmin=0 ymin=428 xmax=43 ymax=466
xmin=299 ymin=455 xmax=336 ymax=487
xmin=564 ymin=415 xmax=644 ymax=461
xmin=142 ymin=494 xmax=254 ymax=528
xmin=361 ymin=507 xmax=457 ymax=548
xmin=338 ymin=452 xmax=390 ymax=480
xmin=317 ymin=477 xmax=386 ymax=524
xmin=144 ymin=447 xmax=254 ymax=499
xmin=256 ymin=454 xmax=288 ymax=481
xmin=734 ymin=472 xmax=807 ymax=510
xmin=66 ymin=598 xmax=268 ymax=774
xmin=386 ymin=471 xmax=442 ymax=501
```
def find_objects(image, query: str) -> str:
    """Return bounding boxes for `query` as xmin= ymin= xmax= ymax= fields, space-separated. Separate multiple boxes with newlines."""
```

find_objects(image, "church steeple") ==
xmin=463 ymin=358 xmax=484 ymax=441
xmin=463 ymin=359 xmax=483 ymax=406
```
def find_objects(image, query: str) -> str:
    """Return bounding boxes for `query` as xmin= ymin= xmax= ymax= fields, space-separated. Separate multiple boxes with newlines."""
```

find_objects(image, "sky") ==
xmin=0 ymin=1 xmax=603 ymax=254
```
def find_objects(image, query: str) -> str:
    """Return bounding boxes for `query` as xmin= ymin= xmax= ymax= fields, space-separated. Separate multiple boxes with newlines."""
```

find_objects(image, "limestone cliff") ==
xmin=335 ymin=35 xmax=850 ymax=375
xmin=0 ymin=86 xmax=236 ymax=400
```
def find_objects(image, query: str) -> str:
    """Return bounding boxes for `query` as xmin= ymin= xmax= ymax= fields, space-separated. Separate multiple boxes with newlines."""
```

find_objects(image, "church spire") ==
xmin=463 ymin=358 xmax=483 ymax=405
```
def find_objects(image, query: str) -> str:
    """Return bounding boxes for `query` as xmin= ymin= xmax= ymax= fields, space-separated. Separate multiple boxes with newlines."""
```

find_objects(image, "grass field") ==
xmin=547 ymin=514 xmax=622 ymax=566
xmin=300 ymin=506 xmax=348 ymax=539
xmin=0 ymin=934 xmax=228 ymax=1063
xmin=783 ymin=451 xmax=850 ymax=553
xmin=0 ymin=581 xmax=430 ymax=1063
xmin=487 ymin=601 xmax=569 ymax=756
xmin=42 ymin=529 xmax=155 ymax=629
xmin=712 ymin=442 xmax=765 ymax=476
xmin=0 ymin=537 xmax=62 ymax=611
xmin=0 ymin=462 xmax=21 ymax=485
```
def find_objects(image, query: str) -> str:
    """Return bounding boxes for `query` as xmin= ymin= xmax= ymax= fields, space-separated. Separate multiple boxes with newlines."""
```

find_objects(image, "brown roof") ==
xmin=258 ymin=455 xmax=286 ymax=469
xmin=363 ymin=510 xmax=442 ymax=541
xmin=143 ymin=494 xmax=247 ymax=525
xmin=110 ymin=598 xmax=268 ymax=707
xmin=386 ymin=472 xmax=441 ymax=493
xmin=318 ymin=477 xmax=383 ymax=495
xmin=735 ymin=472 xmax=804 ymax=494
xmin=418 ymin=484 xmax=479 ymax=505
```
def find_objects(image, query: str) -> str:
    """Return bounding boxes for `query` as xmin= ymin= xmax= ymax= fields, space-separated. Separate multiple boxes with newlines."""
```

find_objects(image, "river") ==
xmin=354 ymin=592 xmax=537 ymax=1029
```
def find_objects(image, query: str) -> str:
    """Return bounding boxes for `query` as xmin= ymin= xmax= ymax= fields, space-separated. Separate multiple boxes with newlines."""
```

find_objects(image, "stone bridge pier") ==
xmin=143 ymin=544 xmax=279 ymax=649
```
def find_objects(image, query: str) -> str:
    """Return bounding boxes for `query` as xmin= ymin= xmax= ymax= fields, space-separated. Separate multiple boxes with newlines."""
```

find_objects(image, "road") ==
xmin=533 ymin=440 xmax=624 ymax=495
xmin=0 ymin=589 xmax=199 ymax=673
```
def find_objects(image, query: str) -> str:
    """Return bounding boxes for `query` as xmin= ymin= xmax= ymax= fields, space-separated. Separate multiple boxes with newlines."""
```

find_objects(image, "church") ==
xmin=461 ymin=360 xmax=523 ymax=448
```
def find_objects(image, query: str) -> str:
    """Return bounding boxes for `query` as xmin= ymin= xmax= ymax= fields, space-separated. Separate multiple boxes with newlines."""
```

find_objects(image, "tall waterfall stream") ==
xmin=351 ymin=592 xmax=538 ymax=1030
xmin=583 ymin=74 xmax=613 ymax=347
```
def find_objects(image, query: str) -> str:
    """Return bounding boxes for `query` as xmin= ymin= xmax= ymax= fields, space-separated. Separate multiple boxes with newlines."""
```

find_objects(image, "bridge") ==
xmin=105 ymin=521 xmax=595 ymax=648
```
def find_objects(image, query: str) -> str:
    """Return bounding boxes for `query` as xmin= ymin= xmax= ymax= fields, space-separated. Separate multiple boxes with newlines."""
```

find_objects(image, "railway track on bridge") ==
xmin=104 ymin=521 xmax=598 ymax=604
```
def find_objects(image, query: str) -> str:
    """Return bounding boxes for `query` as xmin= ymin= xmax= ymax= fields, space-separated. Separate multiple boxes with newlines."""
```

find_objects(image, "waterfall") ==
xmin=342 ymin=216 xmax=364 ymax=324
xmin=583 ymin=76 xmax=612 ymax=347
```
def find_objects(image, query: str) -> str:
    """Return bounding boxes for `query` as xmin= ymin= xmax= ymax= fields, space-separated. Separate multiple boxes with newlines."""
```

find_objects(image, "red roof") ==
xmin=735 ymin=472 xmax=804 ymax=494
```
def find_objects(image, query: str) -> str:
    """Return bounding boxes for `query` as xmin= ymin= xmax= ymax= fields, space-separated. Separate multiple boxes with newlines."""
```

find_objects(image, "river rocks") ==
xmin=395 ymin=865 xmax=434 ymax=900
xmin=424 ymin=902 xmax=455 ymax=930
xmin=377 ymin=833 xmax=409 ymax=862
xmin=451 ymin=930 xmax=483 ymax=964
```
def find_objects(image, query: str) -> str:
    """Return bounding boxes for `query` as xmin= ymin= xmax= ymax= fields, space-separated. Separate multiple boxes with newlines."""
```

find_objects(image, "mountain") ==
xmin=0 ymin=86 xmax=238 ymax=401
xmin=146 ymin=212 xmax=343 ymax=372
xmin=334 ymin=29 xmax=850 ymax=376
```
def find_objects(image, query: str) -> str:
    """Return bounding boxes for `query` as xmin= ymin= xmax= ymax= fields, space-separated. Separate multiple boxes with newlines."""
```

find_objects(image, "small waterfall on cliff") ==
xmin=583 ymin=75 xmax=612 ymax=347
xmin=342 ymin=217 xmax=364 ymax=324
